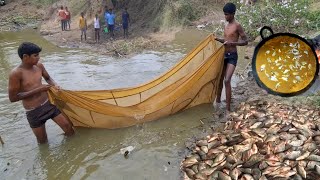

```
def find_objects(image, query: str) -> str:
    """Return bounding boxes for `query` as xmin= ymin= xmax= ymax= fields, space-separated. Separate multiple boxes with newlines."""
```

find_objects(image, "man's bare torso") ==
xmin=224 ymin=21 xmax=240 ymax=53
xmin=17 ymin=64 xmax=48 ymax=109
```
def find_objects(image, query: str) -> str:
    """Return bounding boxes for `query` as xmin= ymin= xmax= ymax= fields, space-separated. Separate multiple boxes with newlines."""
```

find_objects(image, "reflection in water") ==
xmin=0 ymin=30 xmax=221 ymax=179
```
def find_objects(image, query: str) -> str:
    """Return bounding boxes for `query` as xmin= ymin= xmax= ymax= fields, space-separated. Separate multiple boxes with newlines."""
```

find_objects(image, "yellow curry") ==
xmin=255 ymin=35 xmax=317 ymax=94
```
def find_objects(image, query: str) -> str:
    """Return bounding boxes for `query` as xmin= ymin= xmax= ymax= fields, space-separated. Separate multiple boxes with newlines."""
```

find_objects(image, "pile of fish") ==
xmin=181 ymin=100 xmax=320 ymax=180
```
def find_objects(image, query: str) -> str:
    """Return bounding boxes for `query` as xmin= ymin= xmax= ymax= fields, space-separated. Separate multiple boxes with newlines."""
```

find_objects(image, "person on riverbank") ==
xmin=94 ymin=14 xmax=101 ymax=43
xmin=65 ymin=6 xmax=71 ymax=30
xmin=79 ymin=12 xmax=87 ymax=41
xmin=58 ymin=6 xmax=67 ymax=31
xmin=122 ymin=7 xmax=130 ymax=38
xmin=8 ymin=42 xmax=74 ymax=144
xmin=105 ymin=8 xmax=116 ymax=38
xmin=215 ymin=3 xmax=248 ymax=112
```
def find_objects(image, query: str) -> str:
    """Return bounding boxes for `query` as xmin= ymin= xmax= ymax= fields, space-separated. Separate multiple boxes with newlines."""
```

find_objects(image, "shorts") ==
xmin=26 ymin=100 xmax=61 ymax=128
xmin=224 ymin=52 xmax=238 ymax=66
xmin=108 ymin=24 xmax=114 ymax=31
xmin=81 ymin=28 xmax=86 ymax=34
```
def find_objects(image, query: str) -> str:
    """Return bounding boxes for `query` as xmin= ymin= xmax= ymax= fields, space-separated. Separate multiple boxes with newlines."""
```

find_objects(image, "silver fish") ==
xmin=194 ymin=172 xmax=207 ymax=180
xmin=230 ymin=168 xmax=240 ymax=180
xmin=196 ymin=140 xmax=208 ymax=147
xmin=218 ymin=171 xmax=232 ymax=180
xmin=315 ymin=165 xmax=320 ymax=175
xmin=185 ymin=168 xmax=196 ymax=178
xmin=296 ymin=165 xmax=307 ymax=178
xmin=252 ymin=168 xmax=262 ymax=180
xmin=200 ymin=167 xmax=217 ymax=176
xmin=296 ymin=151 xmax=310 ymax=160
xmin=241 ymin=174 xmax=254 ymax=180
xmin=182 ymin=156 xmax=199 ymax=167
xmin=306 ymin=155 xmax=320 ymax=162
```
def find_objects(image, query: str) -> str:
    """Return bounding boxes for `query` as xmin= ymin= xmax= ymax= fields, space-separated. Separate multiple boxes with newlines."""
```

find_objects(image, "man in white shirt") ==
xmin=94 ymin=14 xmax=101 ymax=43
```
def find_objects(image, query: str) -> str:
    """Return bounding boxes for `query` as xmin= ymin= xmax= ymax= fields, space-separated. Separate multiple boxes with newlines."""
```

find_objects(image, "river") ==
xmin=0 ymin=28 xmax=246 ymax=180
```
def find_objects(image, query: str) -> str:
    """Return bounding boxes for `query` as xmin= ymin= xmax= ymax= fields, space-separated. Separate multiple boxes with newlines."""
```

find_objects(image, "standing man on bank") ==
xmin=122 ymin=7 xmax=130 ymax=38
xmin=65 ymin=6 xmax=71 ymax=30
xmin=105 ymin=8 xmax=116 ymax=39
xmin=215 ymin=3 xmax=248 ymax=112
xmin=79 ymin=12 xmax=87 ymax=42
xmin=58 ymin=6 xmax=67 ymax=31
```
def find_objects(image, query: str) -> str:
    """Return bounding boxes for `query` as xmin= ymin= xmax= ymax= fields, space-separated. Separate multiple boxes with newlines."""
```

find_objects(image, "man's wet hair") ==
xmin=223 ymin=2 xmax=236 ymax=14
xmin=18 ymin=42 xmax=42 ymax=59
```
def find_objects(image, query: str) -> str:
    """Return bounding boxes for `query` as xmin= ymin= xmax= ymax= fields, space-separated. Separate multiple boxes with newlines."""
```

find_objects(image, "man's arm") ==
xmin=234 ymin=24 xmax=248 ymax=46
xmin=215 ymin=37 xmax=225 ymax=44
xmin=38 ymin=63 xmax=58 ymax=87
xmin=8 ymin=70 xmax=50 ymax=102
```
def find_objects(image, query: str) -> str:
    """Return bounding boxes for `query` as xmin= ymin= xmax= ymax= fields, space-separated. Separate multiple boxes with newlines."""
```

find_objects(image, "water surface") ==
xmin=0 ymin=29 xmax=233 ymax=180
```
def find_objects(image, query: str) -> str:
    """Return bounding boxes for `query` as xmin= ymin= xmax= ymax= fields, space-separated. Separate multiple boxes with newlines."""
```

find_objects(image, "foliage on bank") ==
xmin=161 ymin=0 xmax=200 ymax=28
xmin=231 ymin=0 xmax=320 ymax=40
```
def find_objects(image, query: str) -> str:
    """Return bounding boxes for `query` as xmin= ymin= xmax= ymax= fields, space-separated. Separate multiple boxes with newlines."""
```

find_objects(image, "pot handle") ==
xmin=260 ymin=26 xmax=274 ymax=40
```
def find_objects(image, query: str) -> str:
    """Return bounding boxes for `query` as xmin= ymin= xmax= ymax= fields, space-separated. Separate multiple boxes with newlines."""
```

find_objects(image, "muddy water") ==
xmin=0 ymin=29 xmax=245 ymax=180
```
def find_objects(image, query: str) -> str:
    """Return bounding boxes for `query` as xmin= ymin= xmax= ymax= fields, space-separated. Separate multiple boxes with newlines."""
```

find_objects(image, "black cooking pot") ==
xmin=252 ymin=26 xmax=319 ymax=97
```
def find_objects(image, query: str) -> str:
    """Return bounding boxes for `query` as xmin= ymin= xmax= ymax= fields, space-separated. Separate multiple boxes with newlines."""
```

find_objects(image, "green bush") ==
xmin=161 ymin=0 xmax=200 ymax=28
xmin=176 ymin=2 xmax=198 ymax=22
xmin=228 ymin=0 xmax=320 ymax=40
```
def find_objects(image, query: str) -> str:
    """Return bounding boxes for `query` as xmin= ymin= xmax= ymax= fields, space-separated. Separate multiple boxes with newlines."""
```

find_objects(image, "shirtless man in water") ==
xmin=215 ymin=3 xmax=248 ymax=112
xmin=8 ymin=42 xmax=74 ymax=144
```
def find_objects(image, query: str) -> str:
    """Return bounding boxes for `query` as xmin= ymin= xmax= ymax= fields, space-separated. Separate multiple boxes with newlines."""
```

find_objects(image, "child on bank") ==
xmin=94 ymin=14 xmax=101 ymax=43
xmin=65 ymin=6 xmax=71 ymax=30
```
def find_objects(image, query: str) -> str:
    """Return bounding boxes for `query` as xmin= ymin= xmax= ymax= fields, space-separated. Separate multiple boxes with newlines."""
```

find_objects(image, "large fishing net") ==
xmin=48 ymin=34 xmax=225 ymax=128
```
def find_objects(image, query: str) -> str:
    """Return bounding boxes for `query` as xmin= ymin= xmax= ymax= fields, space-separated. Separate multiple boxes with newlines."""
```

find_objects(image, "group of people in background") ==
xmin=58 ymin=6 xmax=71 ymax=31
xmin=99 ymin=7 xmax=130 ymax=41
xmin=57 ymin=5 xmax=130 ymax=43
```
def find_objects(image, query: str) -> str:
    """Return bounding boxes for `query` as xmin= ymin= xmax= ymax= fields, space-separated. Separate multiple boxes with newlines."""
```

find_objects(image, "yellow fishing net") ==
xmin=253 ymin=35 xmax=318 ymax=96
xmin=48 ymin=34 xmax=225 ymax=128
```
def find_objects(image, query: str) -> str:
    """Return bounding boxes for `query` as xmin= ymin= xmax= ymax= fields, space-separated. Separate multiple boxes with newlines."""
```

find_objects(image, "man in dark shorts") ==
xmin=26 ymin=100 xmax=62 ymax=128
xmin=215 ymin=3 xmax=248 ymax=112
xmin=224 ymin=52 xmax=238 ymax=66
xmin=8 ymin=42 xmax=74 ymax=144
